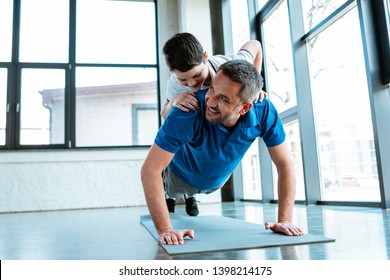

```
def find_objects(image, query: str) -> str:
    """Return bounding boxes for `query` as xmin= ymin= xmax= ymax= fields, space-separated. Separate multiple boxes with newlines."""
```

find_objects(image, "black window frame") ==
xmin=1 ymin=0 xmax=160 ymax=150
xmin=371 ymin=0 xmax=390 ymax=85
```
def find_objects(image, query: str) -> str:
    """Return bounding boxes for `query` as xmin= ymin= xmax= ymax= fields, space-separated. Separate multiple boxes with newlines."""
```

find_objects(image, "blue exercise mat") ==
xmin=140 ymin=214 xmax=335 ymax=255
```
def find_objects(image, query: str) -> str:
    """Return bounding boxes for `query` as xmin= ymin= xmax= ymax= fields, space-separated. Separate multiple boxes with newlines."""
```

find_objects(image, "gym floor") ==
xmin=0 ymin=201 xmax=389 ymax=260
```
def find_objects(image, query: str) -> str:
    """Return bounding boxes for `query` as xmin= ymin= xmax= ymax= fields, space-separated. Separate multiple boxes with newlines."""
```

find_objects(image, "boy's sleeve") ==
xmin=235 ymin=49 xmax=255 ymax=63
xmin=166 ymin=75 xmax=197 ymax=101
xmin=165 ymin=75 xmax=179 ymax=101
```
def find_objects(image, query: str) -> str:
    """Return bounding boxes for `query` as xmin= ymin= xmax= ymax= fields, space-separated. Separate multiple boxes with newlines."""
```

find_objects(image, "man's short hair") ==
xmin=219 ymin=60 xmax=263 ymax=102
xmin=162 ymin=32 xmax=204 ymax=72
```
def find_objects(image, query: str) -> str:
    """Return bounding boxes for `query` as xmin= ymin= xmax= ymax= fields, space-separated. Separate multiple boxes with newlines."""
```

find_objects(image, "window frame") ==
xmin=371 ymin=0 xmax=390 ymax=85
xmin=1 ymin=0 xmax=160 ymax=150
xmin=252 ymin=0 xmax=390 ymax=208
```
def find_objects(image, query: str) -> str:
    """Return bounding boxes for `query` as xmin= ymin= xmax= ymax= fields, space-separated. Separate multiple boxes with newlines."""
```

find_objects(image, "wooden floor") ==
xmin=0 ymin=201 xmax=389 ymax=260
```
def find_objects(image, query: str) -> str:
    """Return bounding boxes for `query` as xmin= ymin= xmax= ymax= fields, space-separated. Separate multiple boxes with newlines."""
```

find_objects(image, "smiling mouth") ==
xmin=207 ymin=107 xmax=219 ymax=115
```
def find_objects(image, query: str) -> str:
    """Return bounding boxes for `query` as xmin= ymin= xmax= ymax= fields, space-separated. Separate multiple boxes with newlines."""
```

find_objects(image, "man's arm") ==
xmin=265 ymin=142 xmax=304 ymax=236
xmin=141 ymin=143 xmax=194 ymax=244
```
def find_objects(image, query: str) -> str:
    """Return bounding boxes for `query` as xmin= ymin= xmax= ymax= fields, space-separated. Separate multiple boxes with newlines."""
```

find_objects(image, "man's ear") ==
xmin=240 ymin=102 xmax=253 ymax=115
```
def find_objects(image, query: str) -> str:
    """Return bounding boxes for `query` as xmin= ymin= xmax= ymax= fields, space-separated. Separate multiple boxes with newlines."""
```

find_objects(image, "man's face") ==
xmin=205 ymin=71 xmax=251 ymax=128
xmin=173 ymin=61 xmax=209 ymax=91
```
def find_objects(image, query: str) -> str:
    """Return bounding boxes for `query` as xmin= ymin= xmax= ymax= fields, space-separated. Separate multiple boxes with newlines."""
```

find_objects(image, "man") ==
xmin=141 ymin=60 xmax=303 ymax=245
xmin=161 ymin=32 xmax=266 ymax=215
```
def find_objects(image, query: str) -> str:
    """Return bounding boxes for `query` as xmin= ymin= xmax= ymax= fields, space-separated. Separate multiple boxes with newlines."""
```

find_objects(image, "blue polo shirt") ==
xmin=154 ymin=89 xmax=285 ymax=190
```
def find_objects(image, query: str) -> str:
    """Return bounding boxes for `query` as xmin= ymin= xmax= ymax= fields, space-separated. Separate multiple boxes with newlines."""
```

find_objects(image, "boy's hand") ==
xmin=254 ymin=89 xmax=268 ymax=103
xmin=171 ymin=92 xmax=200 ymax=112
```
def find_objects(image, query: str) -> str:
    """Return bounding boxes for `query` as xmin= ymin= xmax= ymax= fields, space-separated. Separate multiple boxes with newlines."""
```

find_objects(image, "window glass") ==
xmin=308 ymin=8 xmax=380 ymax=201
xmin=257 ymin=0 xmax=268 ymax=11
xmin=0 ymin=69 xmax=7 ymax=145
xmin=285 ymin=121 xmax=305 ymax=200
xmin=134 ymin=106 xmax=158 ymax=145
xmin=231 ymin=1 xmax=261 ymax=200
xmin=273 ymin=121 xmax=306 ymax=200
xmin=301 ymin=0 xmax=348 ymax=31
xmin=0 ymin=0 xmax=13 ymax=62
xmin=19 ymin=0 xmax=69 ymax=63
xmin=242 ymin=139 xmax=262 ymax=200
xmin=230 ymin=0 xmax=250 ymax=53
xmin=20 ymin=69 xmax=65 ymax=145
xmin=76 ymin=0 xmax=156 ymax=64
xmin=262 ymin=0 xmax=297 ymax=113
xmin=388 ymin=0 xmax=390 ymax=15
xmin=75 ymin=67 xmax=158 ymax=147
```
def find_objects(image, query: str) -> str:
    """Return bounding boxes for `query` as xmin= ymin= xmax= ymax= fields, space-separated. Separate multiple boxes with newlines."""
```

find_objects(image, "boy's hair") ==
xmin=163 ymin=32 xmax=204 ymax=72
xmin=219 ymin=60 xmax=263 ymax=102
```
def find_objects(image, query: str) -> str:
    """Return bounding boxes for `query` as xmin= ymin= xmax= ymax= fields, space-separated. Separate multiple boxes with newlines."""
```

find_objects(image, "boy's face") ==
xmin=173 ymin=61 xmax=209 ymax=91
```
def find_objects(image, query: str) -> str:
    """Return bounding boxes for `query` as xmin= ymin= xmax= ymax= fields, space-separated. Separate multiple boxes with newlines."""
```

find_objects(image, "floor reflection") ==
xmin=0 ymin=202 xmax=389 ymax=260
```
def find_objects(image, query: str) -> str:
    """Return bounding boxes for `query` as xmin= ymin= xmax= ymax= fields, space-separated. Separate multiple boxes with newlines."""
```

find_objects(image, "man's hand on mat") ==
xmin=158 ymin=228 xmax=195 ymax=245
xmin=265 ymin=222 xmax=304 ymax=236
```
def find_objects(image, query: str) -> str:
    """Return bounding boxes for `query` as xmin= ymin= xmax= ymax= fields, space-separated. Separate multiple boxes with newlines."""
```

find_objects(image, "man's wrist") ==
xmin=277 ymin=219 xmax=292 ymax=224
xmin=158 ymin=226 xmax=174 ymax=235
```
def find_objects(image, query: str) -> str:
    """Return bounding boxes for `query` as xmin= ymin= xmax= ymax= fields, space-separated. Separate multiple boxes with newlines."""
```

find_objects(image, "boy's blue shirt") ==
xmin=154 ymin=89 xmax=285 ymax=190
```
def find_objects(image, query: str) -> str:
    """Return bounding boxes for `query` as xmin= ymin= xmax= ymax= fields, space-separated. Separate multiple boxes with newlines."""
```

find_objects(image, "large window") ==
xmin=0 ymin=0 xmax=158 ymax=149
xmin=262 ymin=0 xmax=297 ymax=113
xmin=254 ymin=0 xmax=387 ymax=206
xmin=307 ymin=6 xmax=380 ymax=202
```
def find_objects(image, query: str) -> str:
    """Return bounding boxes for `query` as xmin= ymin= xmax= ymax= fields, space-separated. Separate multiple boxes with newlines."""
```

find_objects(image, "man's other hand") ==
xmin=264 ymin=221 xmax=304 ymax=236
xmin=158 ymin=228 xmax=195 ymax=245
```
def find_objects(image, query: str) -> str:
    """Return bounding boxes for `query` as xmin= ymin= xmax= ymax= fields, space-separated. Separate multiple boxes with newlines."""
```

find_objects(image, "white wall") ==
xmin=0 ymin=149 xmax=148 ymax=213
xmin=180 ymin=0 xmax=213 ymax=55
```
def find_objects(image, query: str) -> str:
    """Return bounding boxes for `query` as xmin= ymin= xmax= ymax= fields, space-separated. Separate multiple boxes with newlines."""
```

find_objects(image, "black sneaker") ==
xmin=166 ymin=198 xmax=175 ymax=213
xmin=185 ymin=197 xmax=199 ymax=216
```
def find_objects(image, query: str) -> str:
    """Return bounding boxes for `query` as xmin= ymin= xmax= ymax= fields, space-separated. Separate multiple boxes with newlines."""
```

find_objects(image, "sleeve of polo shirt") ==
xmin=166 ymin=74 xmax=197 ymax=102
xmin=235 ymin=49 xmax=255 ymax=63
xmin=154 ymin=108 xmax=198 ymax=154
xmin=258 ymin=99 xmax=286 ymax=147
xmin=219 ymin=49 xmax=254 ymax=65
